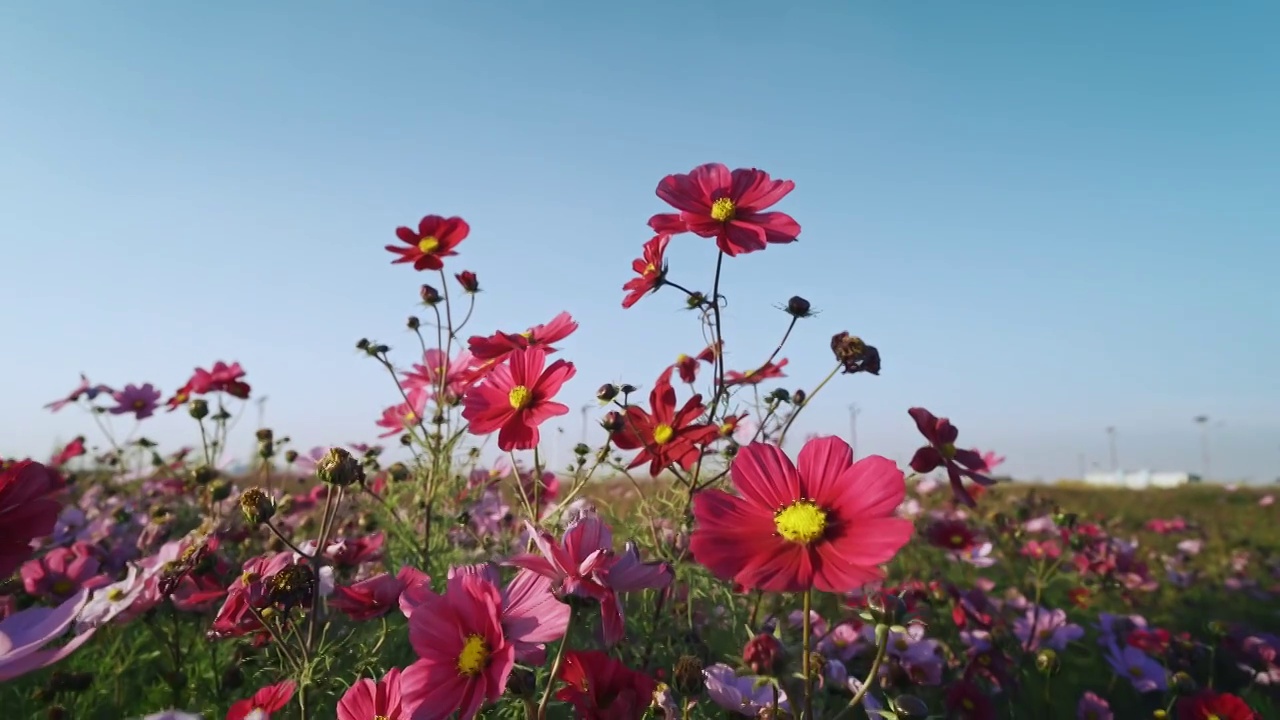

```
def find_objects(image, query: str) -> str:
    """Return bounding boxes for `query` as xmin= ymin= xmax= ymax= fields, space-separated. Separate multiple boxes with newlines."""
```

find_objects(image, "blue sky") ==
xmin=2 ymin=2 xmax=1277 ymax=482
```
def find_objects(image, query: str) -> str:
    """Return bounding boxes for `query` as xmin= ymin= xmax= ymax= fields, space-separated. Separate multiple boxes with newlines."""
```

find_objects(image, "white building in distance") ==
xmin=1082 ymin=470 xmax=1199 ymax=489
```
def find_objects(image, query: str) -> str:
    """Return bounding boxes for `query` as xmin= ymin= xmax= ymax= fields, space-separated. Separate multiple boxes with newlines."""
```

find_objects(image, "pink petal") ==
xmin=796 ymin=436 xmax=854 ymax=507
xmin=730 ymin=443 xmax=800 ymax=511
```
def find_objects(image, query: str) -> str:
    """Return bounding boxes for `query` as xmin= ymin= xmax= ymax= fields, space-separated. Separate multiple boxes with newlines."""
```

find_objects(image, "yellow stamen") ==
xmin=418 ymin=236 xmax=439 ymax=253
xmin=652 ymin=424 xmax=674 ymax=444
xmin=107 ymin=588 xmax=125 ymax=602
xmin=457 ymin=634 xmax=490 ymax=677
xmin=774 ymin=500 xmax=827 ymax=544
xmin=949 ymin=534 xmax=964 ymax=547
xmin=709 ymin=197 xmax=736 ymax=222
xmin=509 ymin=385 xmax=531 ymax=410
xmin=941 ymin=443 xmax=957 ymax=459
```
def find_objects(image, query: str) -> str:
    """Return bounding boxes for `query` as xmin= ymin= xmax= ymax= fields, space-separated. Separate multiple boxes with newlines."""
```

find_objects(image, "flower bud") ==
xmin=785 ymin=296 xmax=813 ymax=318
xmin=316 ymin=447 xmax=365 ymax=486
xmin=867 ymin=592 xmax=908 ymax=626
xmin=596 ymin=383 xmax=619 ymax=403
xmin=768 ymin=388 xmax=791 ymax=404
xmin=601 ymin=411 xmax=625 ymax=434
xmin=792 ymin=389 xmax=806 ymax=405
xmin=192 ymin=464 xmax=218 ymax=486
xmin=506 ymin=666 xmax=536 ymax=699
xmin=239 ymin=487 xmax=275 ymax=525
xmin=573 ymin=443 xmax=590 ymax=457
xmin=208 ymin=479 xmax=232 ymax=502
xmin=420 ymin=284 xmax=442 ymax=305
xmin=892 ymin=694 xmax=930 ymax=718
xmin=255 ymin=428 xmax=274 ymax=443
xmin=407 ymin=315 xmax=421 ymax=331
xmin=673 ymin=655 xmax=705 ymax=695
xmin=455 ymin=270 xmax=480 ymax=293
xmin=283 ymin=449 xmax=298 ymax=464
xmin=267 ymin=563 xmax=315 ymax=609
xmin=1035 ymin=649 xmax=1059 ymax=675
xmin=619 ymin=383 xmax=638 ymax=396
xmin=1171 ymin=671 xmax=1197 ymax=695
xmin=388 ymin=462 xmax=410 ymax=482
xmin=830 ymin=332 xmax=882 ymax=375
xmin=188 ymin=399 xmax=209 ymax=420
xmin=743 ymin=633 xmax=785 ymax=676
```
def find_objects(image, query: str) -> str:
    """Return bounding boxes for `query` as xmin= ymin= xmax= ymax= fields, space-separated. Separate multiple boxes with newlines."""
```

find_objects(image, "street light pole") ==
xmin=1106 ymin=426 xmax=1117 ymax=472
xmin=580 ymin=404 xmax=593 ymax=446
xmin=848 ymin=403 xmax=861 ymax=459
xmin=1194 ymin=415 xmax=1210 ymax=480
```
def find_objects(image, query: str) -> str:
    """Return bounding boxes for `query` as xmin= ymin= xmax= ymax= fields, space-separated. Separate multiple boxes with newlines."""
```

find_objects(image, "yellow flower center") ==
xmin=509 ymin=385 xmax=531 ymax=410
xmin=719 ymin=422 xmax=734 ymax=436
xmin=644 ymin=262 xmax=656 ymax=274
xmin=457 ymin=633 xmax=490 ymax=677
xmin=1128 ymin=665 xmax=1145 ymax=678
xmin=941 ymin=443 xmax=957 ymax=459
xmin=375 ymin=716 xmax=389 ymax=720
xmin=676 ymin=354 xmax=689 ymax=363
xmin=709 ymin=197 xmax=736 ymax=222
xmin=52 ymin=579 xmax=75 ymax=596
xmin=950 ymin=534 xmax=964 ymax=547
xmin=962 ymin=698 xmax=975 ymax=710
xmin=107 ymin=588 xmax=125 ymax=602
xmin=519 ymin=331 xmax=533 ymax=339
xmin=418 ymin=236 xmax=439 ymax=253
xmin=653 ymin=424 xmax=674 ymax=444
xmin=774 ymin=500 xmax=827 ymax=544
xmin=133 ymin=399 xmax=146 ymax=409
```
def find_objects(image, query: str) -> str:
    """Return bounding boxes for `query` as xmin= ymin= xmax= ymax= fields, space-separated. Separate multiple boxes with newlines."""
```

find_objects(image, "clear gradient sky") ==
xmin=2 ymin=2 xmax=1277 ymax=482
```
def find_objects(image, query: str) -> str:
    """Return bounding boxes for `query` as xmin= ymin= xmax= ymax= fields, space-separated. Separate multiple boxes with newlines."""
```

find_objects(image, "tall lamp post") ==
xmin=848 ymin=403 xmax=861 ymax=459
xmin=1105 ymin=426 xmax=1118 ymax=472
xmin=580 ymin=404 xmax=594 ymax=446
xmin=1194 ymin=415 xmax=1211 ymax=480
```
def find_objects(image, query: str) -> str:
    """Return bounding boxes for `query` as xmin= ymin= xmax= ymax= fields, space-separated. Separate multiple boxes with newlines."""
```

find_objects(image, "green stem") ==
xmin=802 ymin=589 xmax=814 ymax=720
xmin=831 ymin=623 xmax=890 ymax=720
xmin=537 ymin=611 xmax=575 ymax=719
xmin=776 ymin=362 xmax=842 ymax=449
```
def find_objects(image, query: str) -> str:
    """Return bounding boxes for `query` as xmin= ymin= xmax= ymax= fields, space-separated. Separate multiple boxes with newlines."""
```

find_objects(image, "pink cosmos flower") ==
xmin=331 ymin=566 xmax=430 ymax=622
xmin=399 ymin=573 xmax=517 ymax=720
xmin=0 ymin=460 xmax=66 ymax=578
xmin=690 ymin=436 xmax=913 ymax=593
xmin=403 ymin=348 xmax=481 ymax=404
xmin=0 ymin=589 xmax=97 ymax=682
xmin=461 ymin=346 xmax=575 ymax=452
xmin=648 ymin=163 xmax=802 ymax=257
xmin=508 ymin=511 xmax=672 ymax=645
xmin=21 ymin=541 xmax=109 ymax=602
xmin=44 ymin=374 xmax=114 ymax=412
xmin=339 ymin=668 xmax=405 ymax=720
xmin=376 ymin=389 xmax=427 ymax=439
xmin=467 ymin=311 xmax=579 ymax=364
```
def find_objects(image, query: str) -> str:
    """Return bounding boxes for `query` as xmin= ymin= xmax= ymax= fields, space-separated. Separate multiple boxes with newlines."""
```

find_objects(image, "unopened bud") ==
xmin=283 ymin=449 xmax=298 ymax=463
xmin=407 ymin=315 xmax=420 ymax=330
xmin=192 ymin=464 xmax=218 ymax=486
xmin=685 ymin=292 xmax=707 ymax=309
xmin=316 ymin=447 xmax=365 ymax=486
xmin=188 ymin=399 xmax=209 ymax=420
xmin=601 ymin=411 xmax=625 ymax=434
xmin=420 ymin=284 xmax=442 ymax=305
xmin=208 ymin=479 xmax=232 ymax=502
xmin=388 ymin=462 xmax=410 ymax=482
xmin=673 ymin=655 xmax=704 ymax=695
xmin=619 ymin=384 xmax=638 ymax=396
xmin=455 ymin=270 xmax=480 ymax=293
xmin=573 ymin=443 xmax=590 ymax=457
xmin=768 ymin=388 xmax=791 ymax=404
xmin=743 ymin=633 xmax=784 ymax=676
xmin=1171 ymin=671 xmax=1197 ymax=695
xmin=892 ymin=694 xmax=930 ymax=718
xmin=792 ymin=389 xmax=806 ymax=405
xmin=596 ymin=384 xmax=619 ymax=403
xmin=1035 ymin=649 xmax=1059 ymax=675
xmin=506 ymin=666 xmax=536 ymax=699
xmin=785 ymin=296 xmax=813 ymax=318
xmin=239 ymin=487 xmax=275 ymax=525
xmin=255 ymin=428 xmax=274 ymax=443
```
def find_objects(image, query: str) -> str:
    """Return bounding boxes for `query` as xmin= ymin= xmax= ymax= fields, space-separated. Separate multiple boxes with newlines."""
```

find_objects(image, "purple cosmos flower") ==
xmin=0 ymin=589 xmax=98 ymax=681
xmin=1105 ymin=641 xmax=1167 ymax=693
xmin=44 ymin=374 xmax=113 ymax=412
xmin=109 ymin=383 xmax=161 ymax=419
xmin=1077 ymin=691 xmax=1113 ymax=720
xmin=1014 ymin=606 xmax=1085 ymax=652
xmin=702 ymin=663 xmax=790 ymax=716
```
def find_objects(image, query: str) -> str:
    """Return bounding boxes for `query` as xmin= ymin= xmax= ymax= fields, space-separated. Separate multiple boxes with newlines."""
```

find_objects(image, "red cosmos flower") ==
xmin=648 ymin=162 xmax=801 ymax=257
xmin=331 ymin=566 xmax=430 ymax=621
xmin=907 ymin=407 xmax=995 ymax=508
xmin=610 ymin=367 xmax=719 ymax=476
xmin=467 ymin=311 xmax=579 ymax=364
xmin=556 ymin=651 xmax=656 ymax=720
xmin=1020 ymin=540 xmax=1062 ymax=560
xmin=165 ymin=361 xmax=250 ymax=410
xmin=226 ymin=679 xmax=296 ymax=720
xmin=385 ymin=215 xmax=469 ymax=271
xmin=690 ymin=436 xmax=913 ymax=593
xmin=1176 ymin=690 xmax=1260 ymax=720
xmin=0 ymin=460 xmax=65 ymax=578
xmin=338 ymin=668 xmax=405 ymax=720
xmin=49 ymin=436 xmax=86 ymax=468
xmin=462 ymin=346 xmax=575 ymax=451
xmin=925 ymin=518 xmax=977 ymax=553
xmin=621 ymin=234 xmax=669 ymax=309
xmin=724 ymin=358 xmax=788 ymax=387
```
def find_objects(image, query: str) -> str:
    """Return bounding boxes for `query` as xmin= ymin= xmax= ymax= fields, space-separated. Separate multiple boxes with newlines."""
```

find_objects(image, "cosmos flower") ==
xmin=226 ymin=680 xmax=296 ymax=720
xmin=109 ymin=383 xmax=162 ymax=419
xmin=338 ymin=668 xmax=405 ymax=720
xmin=0 ymin=589 xmax=97 ymax=682
xmin=907 ymin=407 xmax=994 ymax=507
xmin=1175 ymin=689 xmax=1260 ymax=720
xmin=690 ymin=436 xmax=913 ymax=593
xmin=0 ymin=460 xmax=66 ymax=578
xmin=621 ymin=234 xmax=669 ymax=309
xmin=385 ymin=215 xmax=469 ymax=271
xmin=648 ymin=163 xmax=801 ymax=257
xmin=555 ymin=650 xmax=656 ymax=720
xmin=43 ymin=374 xmax=113 ymax=412
xmin=461 ymin=346 xmax=574 ymax=452
xmin=609 ymin=367 xmax=718 ymax=476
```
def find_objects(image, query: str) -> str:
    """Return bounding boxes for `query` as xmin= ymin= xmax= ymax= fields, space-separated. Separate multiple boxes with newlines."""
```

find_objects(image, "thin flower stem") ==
xmin=537 ymin=611 xmax=575 ymax=719
xmin=776 ymin=362 xmax=842 ymax=449
xmin=831 ymin=624 xmax=890 ymax=720
xmin=661 ymin=279 xmax=702 ymax=299
xmin=802 ymin=588 xmax=814 ymax=720
xmin=437 ymin=269 xmax=456 ymax=357
xmin=760 ymin=316 xmax=798 ymax=371
xmin=264 ymin=521 xmax=313 ymax=560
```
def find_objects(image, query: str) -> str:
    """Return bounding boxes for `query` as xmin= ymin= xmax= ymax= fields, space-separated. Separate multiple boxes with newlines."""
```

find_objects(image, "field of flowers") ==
xmin=2 ymin=163 xmax=1277 ymax=719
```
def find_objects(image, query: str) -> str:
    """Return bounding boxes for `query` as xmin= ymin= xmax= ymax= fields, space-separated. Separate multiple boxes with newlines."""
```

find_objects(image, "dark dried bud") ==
xmin=208 ymin=479 xmax=232 ymax=502
xmin=1035 ymin=648 xmax=1059 ymax=675
xmin=356 ymin=338 xmax=371 ymax=352
xmin=673 ymin=655 xmax=705 ymax=695
xmin=806 ymin=651 xmax=827 ymax=681
xmin=283 ymin=449 xmax=299 ymax=463
xmin=723 ymin=442 xmax=739 ymax=458
xmin=267 ymin=563 xmax=315 ymax=609
xmin=792 ymin=389 xmax=806 ymax=405
xmin=601 ymin=411 xmax=625 ymax=434
xmin=892 ymin=694 xmax=930 ymax=718
xmin=1171 ymin=671 xmax=1197 ymax=695
xmin=420 ymin=284 xmax=442 ymax=305
xmin=239 ymin=487 xmax=275 ymax=525
xmin=506 ymin=666 xmax=536 ymax=700
xmin=785 ymin=296 xmax=813 ymax=318
xmin=455 ymin=270 xmax=480 ymax=293
xmin=316 ymin=447 xmax=365 ymax=486
xmin=768 ymin=388 xmax=791 ymax=404
xmin=257 ymin=440 xmax=274 ymax=460
xmin=388 ymin=462 xmax=410 ymax=482
xmin=596 ymin=383 xmax=619 ymax=403
xmin=619 ymin=384 xmax=638 ymax=396
xmin=573 ymin=443 xmax=590 ymax=457
xmin=188 ymin=398 xmax=209 ymax=420
xmin=743 ymin=633 xmax=785 ymax=676
xmin=407 ymin=315 xmax=421 ymax=331
xmin=399 ymin=433 xmax=413 ymax=446
xmin=830 ymin=332 xmax=881 ymax=375
xmin=255 ymin=428 xmax=273 ymax=443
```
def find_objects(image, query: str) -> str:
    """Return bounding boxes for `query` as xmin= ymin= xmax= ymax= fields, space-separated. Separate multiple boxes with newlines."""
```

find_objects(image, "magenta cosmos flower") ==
xmin=339 ymin=668 xmax=405 ymax=720
xmin=461 ymin=346 xmax=575 ymax=452
xmin=691 ymin=436 xmax=914 ymax=593
xmin=109 ymin=383 xmax=161 ymax=419
xmin=907 ymin=407 xmax=994 ymax=507
xmin=399 ymin=573 xmax=517 ymax=720
xmin=648 ymin=163 xmax=801 ymax=257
